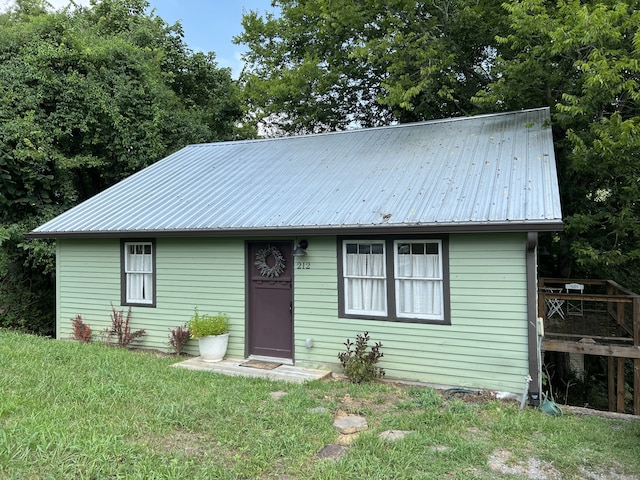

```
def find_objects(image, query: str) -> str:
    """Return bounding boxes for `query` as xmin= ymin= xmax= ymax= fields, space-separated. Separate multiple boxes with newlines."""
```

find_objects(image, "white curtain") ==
xmin=126 ymin=245 xmax=152 ymax=302
xmin=397 ymin=253 xmax=441 ymax=316
xmin=346 ymin=252 xmax=386 ymax=314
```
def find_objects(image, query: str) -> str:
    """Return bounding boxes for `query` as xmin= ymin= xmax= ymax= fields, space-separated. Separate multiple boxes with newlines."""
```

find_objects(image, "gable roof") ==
xmin=30 ymin=108 xmax=562 ymax=238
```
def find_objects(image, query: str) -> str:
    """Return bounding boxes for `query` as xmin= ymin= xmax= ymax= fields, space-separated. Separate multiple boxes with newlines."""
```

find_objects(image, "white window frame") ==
xmin=394 ymin=240 xmax=444 ymax=321
xmin=123 ymin=241 xmax=154 ymax=306
xmin=343 ymin=240 xmax=387 ymax=316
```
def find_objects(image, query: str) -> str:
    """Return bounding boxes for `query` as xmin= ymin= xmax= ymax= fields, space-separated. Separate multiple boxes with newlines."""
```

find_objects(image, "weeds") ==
xmin=338 ymin=331 xmax=385 ymax=383
xmin=104 ymin=304 xmax=145 ymax=348
xmin=70 ymin=314 xmax=91 ymax=343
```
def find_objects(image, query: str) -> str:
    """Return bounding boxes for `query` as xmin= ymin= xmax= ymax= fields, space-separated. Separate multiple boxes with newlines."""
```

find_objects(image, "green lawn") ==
xmin=1 ymin=330 xmax=639 ymax=479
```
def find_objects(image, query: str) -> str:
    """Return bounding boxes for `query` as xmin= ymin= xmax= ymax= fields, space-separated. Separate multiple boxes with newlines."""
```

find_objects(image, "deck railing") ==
xmin=538 ymin=278 xmax=640 ymax=415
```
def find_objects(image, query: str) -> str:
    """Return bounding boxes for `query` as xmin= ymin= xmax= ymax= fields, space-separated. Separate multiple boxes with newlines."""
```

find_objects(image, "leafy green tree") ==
xmin=236 ymin=0 xmax=506 ymax=134
xmin=0 ymin=0 xmax=247 ymax=334
xmin=475 ymin=0 xmax=640 ymax=289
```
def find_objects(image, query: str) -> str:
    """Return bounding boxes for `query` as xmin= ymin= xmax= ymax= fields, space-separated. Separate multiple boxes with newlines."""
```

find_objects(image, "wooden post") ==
xmin=635 ymin=359 xmax=640 ymax=416
xmin=617 ymin=358 xmax=626 ymax=413
xmin=634 ymin=297 xmax=640 ymax=415
xmin=608 ymin=357 xmax=616 ymax=412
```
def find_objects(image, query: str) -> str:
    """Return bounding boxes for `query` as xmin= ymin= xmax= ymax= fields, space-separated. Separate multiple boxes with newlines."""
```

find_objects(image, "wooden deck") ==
xmin=539 ymin=278 xmax=640 ymax=415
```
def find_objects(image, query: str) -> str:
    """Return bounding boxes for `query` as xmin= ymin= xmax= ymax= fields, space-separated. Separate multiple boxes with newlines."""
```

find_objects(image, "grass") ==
xmin=1 ymin=330 xmax=639 ymax=479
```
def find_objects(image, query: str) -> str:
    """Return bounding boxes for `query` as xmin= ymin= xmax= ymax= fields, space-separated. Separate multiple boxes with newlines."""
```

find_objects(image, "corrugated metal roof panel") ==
xmin=31 ymin=108 xmax=562 ymax=237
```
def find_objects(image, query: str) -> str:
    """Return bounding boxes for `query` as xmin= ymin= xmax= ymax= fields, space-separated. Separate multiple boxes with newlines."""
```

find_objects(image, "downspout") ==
xmin=526 ymin=232 xmax=541 ymax=406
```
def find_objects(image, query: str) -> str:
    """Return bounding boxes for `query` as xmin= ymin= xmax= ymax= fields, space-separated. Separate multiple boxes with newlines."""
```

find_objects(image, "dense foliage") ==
xmin=239 ymin=0 xmax=640 ymax=291
xmin=236 ymin=0 xmax=505 ymax=134
xmin=0 ymin=0 xmax=248 ymax=335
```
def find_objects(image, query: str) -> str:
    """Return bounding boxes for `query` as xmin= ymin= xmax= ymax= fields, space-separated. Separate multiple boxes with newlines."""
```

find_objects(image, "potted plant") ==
xmin=187 ymin=307 xmax=230 ymax=362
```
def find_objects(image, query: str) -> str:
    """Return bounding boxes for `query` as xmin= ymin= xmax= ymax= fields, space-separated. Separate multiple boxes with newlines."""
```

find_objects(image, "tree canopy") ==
xmin=236 ymin=0 xmax=506 ymax=134
xmin=239 ymin=0 xmax=640 ymax=291
xmin=475 ymin=0 xmax=640 ymax=288
xmin=0 ymin=0 xmax=248 ymax=334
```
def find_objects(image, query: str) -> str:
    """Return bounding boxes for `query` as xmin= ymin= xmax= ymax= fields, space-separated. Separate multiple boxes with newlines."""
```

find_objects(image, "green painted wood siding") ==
xmin=56 ymin=238 xmax=245 ymax=356
xmin=56 ymin=233 xmax=529 ymax=392
xmin=293 ymin=233 xmax=529 ymax=393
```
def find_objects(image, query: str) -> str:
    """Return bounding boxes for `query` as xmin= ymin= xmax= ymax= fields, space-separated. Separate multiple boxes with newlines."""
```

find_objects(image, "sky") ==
xmin=144 ymin=0 xmax=277 ymax=77
xmin=1 ymin=0 xmax=277 ymax=78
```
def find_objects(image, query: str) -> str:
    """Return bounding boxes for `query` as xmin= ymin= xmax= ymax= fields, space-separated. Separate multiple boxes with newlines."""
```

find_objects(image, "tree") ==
xmin=0 ymin=0 xmax=248 ymax=334
xmin=239 ymin=0 xmax=640 ymax=290
xmin=236 ymin=0 xmax=506 ymax=134
xmin=475 ymin=0 xmax=640 ymax=289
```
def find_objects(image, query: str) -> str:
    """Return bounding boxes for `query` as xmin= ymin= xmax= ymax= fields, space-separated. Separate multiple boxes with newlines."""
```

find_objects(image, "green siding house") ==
xmin=31 ymin=108 xmax=562 ymax=399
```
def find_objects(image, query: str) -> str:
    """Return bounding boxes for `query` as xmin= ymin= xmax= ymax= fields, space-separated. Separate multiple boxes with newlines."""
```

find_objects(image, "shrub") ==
xmin=187 ymin=308 xmax=230 ymax=339
xmin=168 ymin=324 xmax=190 ymax=355
xmin=105 ymin=304 xmax=145 ymax=348
xmin=70 ymin=314 xmax=91 ymax=343
xmin=338 ymin=331 xmax=385 ymax=383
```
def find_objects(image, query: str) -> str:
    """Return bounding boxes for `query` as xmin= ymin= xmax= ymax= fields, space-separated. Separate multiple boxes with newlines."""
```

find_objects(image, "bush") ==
xmin=338 ymin=331 xmax=385 ymax=383
xmin=105 ymin=304 xmax=145 ymax=348
xmin=187 ymin=308 xmax=230 ymax=339
xmin=168 ymin=324 xmax=190 ymax=355
xmin=71 ymin=314 xmax=91 ymax=343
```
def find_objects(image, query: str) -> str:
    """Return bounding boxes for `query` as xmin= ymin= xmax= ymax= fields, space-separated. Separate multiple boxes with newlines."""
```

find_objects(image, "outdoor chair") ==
xmin=542 ymin=287 xmax=564 ymax=319
xmin=564 ymin=283 xmax=584 ymax=316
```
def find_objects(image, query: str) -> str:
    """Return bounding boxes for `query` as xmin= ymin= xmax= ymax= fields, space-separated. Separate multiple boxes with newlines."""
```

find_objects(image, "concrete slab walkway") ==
xmin=173 ymin=357 xmax=332 ymax=383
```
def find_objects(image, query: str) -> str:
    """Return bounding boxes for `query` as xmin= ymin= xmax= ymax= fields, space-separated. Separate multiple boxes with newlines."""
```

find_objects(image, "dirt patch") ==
xmin=488 ymin=448 xmax=562 ymax=480
xmin=149 ymin=428 xmax=213 ymax=457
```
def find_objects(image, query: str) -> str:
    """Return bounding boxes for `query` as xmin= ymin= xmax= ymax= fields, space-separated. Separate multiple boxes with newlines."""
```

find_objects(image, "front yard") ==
xmin=0 ymin=330 xmax=638 ymax=479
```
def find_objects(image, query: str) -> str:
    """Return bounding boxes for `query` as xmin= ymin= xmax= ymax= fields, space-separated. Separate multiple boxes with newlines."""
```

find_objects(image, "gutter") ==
xmin=26 ymin=220 xmax=563 ymax=239
xmin=526 ymin=232 xmax=541 ymax=406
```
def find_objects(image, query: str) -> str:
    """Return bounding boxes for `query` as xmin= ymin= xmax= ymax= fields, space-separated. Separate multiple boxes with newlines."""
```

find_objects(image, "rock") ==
xmin=309 ymin=406 xmax=327 ymax=414
xmin=333 ymin=415 xmax=368 ymax=434
xmin=315 ymin=444 xmax=349 ymax=461
xmin=378 ymin=429 xmax=413 ymax=441
xmin=270 ymin=391 xmax=288 ymax=400
xmin=430 ymin=445 xmax=450 ymax=453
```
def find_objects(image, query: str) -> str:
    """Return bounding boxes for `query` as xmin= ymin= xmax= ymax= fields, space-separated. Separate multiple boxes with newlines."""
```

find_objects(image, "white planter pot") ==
xmin=198 ymin=333 xmax=229 ymax=362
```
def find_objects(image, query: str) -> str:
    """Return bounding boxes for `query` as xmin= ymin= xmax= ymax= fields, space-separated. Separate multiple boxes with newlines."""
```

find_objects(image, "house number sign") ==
xmin=296 ymin=262 xmax=311 ymax=270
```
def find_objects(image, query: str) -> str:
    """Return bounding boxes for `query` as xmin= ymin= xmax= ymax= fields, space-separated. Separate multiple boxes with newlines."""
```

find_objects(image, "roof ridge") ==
xmin=186 ymin=107 xmax=552 ymax=148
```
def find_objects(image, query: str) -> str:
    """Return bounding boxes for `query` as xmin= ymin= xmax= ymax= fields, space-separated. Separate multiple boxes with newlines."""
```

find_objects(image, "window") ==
xmin=121 ymin=241 xmax=155 ymax=306
xmin=343 ymin=241 xmax=387 ymax=316
xmin=339 ymin=237 xmax=449 ymax=323
xmin=395 ymin=240 xmax=443 ymax=320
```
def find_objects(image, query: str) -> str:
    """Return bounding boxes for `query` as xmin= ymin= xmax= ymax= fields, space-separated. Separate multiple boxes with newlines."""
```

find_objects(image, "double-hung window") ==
xmin=122 ymin=241 xmax=155 ymax=306
xmin=395 ymin=240 xmax=443 ymax=320
xmin=343 ymin=241 xmax=387 ymax=316
xmin=339 ymin=237 xmax=449 ymax=323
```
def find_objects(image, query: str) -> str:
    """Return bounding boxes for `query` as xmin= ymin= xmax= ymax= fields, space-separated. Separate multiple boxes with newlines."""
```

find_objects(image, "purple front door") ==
xmin=248 ymin=242 xmax=293 ymax=359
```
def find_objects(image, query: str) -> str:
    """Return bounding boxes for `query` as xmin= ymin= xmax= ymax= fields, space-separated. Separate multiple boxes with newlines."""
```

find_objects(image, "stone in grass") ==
xmin=270 ymin=391 xmax=288 ymax=400
xmin=378 ymin=430 xmax=414 ymax=442
xmin=333 ymin=415 xmax=368 ymax=434
xmin=315 ymin=444 xmax=349 ymax=461
xmin=309 ymin=406 xmax=327 ymax=414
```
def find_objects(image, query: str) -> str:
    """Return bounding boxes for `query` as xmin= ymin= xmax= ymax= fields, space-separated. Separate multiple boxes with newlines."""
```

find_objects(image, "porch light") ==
xmin=293 ymin=239 xmax=308 ymax=257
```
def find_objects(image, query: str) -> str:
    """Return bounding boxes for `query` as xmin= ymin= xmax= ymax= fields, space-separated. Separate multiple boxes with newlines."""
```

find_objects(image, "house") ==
xmin=30 ymin=108 xmax=562 ymax=398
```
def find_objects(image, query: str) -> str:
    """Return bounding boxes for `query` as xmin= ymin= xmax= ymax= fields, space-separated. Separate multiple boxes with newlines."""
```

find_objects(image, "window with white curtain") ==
xmin=340 ymin=237 xmax=448 ymax=323
xmin=395 ymin=240 xmax=443 ymax=320
xmin=343 ymin=241 xmax=387 ymax=316
xmin=123 ymin=241 xmax=154 ymax=306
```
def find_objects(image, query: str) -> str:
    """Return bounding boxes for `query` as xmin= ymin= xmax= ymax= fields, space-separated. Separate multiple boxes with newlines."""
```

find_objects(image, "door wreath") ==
xmin=254 ymin=245 xmax=286 ymax=278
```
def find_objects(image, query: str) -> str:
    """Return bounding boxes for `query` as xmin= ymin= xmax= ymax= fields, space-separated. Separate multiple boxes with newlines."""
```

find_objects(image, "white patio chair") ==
xmin=564 ymin=283 xmax=584 ymax=316
xmin=542 ymin=287 xmax=564 ymax=319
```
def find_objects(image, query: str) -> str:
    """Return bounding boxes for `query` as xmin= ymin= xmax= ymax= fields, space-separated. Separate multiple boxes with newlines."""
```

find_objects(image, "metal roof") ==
xmin=30 ymin=108 xmax=562 ymax=238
